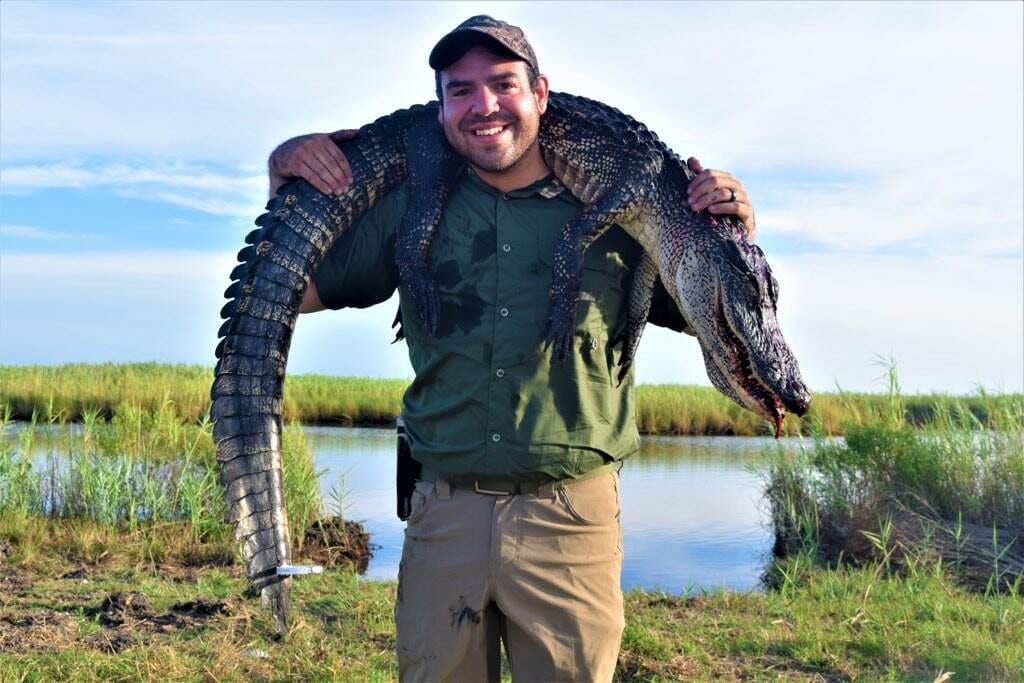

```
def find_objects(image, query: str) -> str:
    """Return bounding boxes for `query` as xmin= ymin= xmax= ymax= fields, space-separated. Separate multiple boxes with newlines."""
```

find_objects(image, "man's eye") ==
xmin=451 ymin=89 xmax=469 ymax=97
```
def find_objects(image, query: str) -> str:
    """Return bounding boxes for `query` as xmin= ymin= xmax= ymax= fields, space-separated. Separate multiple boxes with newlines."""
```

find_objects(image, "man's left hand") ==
xmin=686 ymin=157 xmax=756 ymax=240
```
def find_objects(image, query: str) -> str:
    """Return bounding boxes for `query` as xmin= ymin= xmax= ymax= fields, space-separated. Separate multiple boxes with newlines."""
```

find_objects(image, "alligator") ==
xmin=211 ymin=92 xmax=811 ymax=634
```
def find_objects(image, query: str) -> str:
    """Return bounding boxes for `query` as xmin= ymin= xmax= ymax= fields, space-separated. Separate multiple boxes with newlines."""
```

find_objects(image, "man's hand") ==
xmin=269 ymin=129 xmax=358 ymax=197
xmin=686 ymin=157 xmax=757 ymax=240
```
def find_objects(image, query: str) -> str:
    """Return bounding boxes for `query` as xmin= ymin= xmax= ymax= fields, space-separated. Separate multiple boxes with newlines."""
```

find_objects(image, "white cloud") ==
xmin=0 ymin=248 xmax=235 ymax=278
xmin=1 ymin=161 xmax=267 ymax=218
xmin=0 ymin=224 xmax=99 ymax=241
xmin=1 ymin=162 xmax=261 ymax=192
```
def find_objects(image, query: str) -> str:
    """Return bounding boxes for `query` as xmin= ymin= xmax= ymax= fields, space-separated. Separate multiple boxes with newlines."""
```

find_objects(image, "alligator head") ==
xmin=663 ymin=217 xmax=811 ymax=435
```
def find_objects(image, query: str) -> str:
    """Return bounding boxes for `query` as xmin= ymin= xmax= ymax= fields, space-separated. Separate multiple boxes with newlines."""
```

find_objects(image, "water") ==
xmin=8 ymin=421 xmax=805 ymax=594
xmin=305 ymin=426 xmax=805 ymax=594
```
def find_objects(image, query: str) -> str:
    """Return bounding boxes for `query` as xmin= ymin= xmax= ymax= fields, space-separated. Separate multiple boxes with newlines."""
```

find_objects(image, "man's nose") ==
xmin=470 ymin=87 xmax=500 ymax=117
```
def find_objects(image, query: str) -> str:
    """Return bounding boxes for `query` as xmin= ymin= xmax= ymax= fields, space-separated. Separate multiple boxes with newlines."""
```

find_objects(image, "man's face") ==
xmin=437 ymin=46 xmax=549 ymax=174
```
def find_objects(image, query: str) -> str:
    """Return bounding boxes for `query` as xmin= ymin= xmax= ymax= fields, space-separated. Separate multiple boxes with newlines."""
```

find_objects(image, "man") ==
xmin=269 ymin=16 xmax=757 ymax=682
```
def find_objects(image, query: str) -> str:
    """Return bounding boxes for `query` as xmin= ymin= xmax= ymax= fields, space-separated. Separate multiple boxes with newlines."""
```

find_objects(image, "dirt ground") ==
xmin=0 ymin=589 xmax=234 ymax=654
xmin=0 ymin=517 xmax=373 ymax=656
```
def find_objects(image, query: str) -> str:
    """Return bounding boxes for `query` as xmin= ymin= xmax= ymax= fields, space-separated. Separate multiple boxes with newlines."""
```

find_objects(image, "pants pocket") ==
xmin=557 ymin=472 xmax=620 ymax=526
xmin=405 ymin=480 xmax=437 ymax=526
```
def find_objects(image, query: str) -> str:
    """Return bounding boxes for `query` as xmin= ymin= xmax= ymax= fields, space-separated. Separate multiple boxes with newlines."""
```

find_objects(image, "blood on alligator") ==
xmin=774 ymin=415 xmax=784 ymax=439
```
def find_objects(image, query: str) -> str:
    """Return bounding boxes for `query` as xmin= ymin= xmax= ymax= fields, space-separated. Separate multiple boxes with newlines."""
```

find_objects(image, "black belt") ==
xmin=419 ymin=463 xmax=615 ymax=496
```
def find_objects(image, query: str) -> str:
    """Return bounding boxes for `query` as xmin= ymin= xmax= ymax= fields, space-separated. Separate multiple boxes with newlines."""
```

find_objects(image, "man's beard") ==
xmin=445 ymin=113 xmax=540 ymax=174
xmin=459 ymin=135 xmax=539 ymax=173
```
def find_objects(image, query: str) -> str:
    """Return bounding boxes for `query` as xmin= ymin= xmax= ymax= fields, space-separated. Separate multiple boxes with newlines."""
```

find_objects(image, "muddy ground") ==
xmin=0 ymin=517 xmax=373 ymax=656
xmin=0 ymin=587 xmax=234 ymax=654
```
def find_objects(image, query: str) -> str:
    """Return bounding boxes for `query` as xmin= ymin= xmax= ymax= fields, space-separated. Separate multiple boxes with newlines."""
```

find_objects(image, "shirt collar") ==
xmin=463 ymin=165 xmax=569 ymax=199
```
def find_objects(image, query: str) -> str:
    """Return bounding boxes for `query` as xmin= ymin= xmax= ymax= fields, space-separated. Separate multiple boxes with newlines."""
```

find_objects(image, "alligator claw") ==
xmin=616 ymin=358 xmax=633 ymax=385
xmin=544 ymin=307 xmax=576 ymax=364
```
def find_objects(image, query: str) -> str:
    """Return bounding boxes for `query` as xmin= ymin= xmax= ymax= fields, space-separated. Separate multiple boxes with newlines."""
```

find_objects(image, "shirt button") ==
xmin=499 ymin=307 xmax=509 ymax=318
xmin=491 ymin=433 xmax=502 ymax=442
xmin=502 ymin=243 xmax=511 ymax=253
xmin=495 ymin=368 xmax=505 ymax=378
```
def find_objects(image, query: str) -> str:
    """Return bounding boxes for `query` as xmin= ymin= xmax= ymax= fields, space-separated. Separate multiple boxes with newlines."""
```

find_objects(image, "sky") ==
xmin=1 ymin=1 xmax=1022 ymax=394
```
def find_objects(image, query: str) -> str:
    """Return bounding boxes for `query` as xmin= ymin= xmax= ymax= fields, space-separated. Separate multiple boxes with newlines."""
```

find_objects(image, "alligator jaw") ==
xmin=671 ymin=238 xmax=811 ymax=432
xmin=711 ymin=289 xmax=811 ymax=424
xmin=711 ymin=291 xmax=788 ymax=424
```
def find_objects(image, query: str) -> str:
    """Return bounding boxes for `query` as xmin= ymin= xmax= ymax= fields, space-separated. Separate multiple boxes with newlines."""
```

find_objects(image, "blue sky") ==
xmin=1 ymin=1 xmax=1022 ymax=393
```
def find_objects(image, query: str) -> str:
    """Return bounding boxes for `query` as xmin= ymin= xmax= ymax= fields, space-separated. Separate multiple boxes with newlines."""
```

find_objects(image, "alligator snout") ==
xmin=783 ymin=379 xmax=811 ymax=417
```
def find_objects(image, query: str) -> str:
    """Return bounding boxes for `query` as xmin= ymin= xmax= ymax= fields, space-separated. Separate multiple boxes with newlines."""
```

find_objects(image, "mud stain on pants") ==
xmin=449 ymin=595 xmax=481 ymax=630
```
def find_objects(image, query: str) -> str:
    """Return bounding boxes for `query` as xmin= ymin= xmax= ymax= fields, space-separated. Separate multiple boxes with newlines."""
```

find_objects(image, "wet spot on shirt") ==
xmin=436 ymin=285 xmax=484 ymax=337
xmin=435 ymin=260 xmax=461 ymax=289
xmin=471 ymin=229 xmax=496 ymax=262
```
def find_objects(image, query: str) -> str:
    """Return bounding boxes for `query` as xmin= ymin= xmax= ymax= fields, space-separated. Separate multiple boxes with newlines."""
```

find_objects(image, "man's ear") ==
xmin=436 ymin=68 xmax=448 ymax=123
xmin=534 ymin=74 xmax=550 ymax=115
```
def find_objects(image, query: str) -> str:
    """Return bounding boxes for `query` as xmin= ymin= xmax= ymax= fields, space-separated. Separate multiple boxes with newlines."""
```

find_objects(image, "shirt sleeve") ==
xmin=646 ymin=276 xmax=695 ymax=335
xmin=313 ymin=185 xmax=409 ymax=310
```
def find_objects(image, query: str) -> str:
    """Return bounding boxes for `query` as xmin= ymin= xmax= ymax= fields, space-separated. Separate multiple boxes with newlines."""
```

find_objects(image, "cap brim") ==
xmin=429 ymin=29 xmax=522 ymax=70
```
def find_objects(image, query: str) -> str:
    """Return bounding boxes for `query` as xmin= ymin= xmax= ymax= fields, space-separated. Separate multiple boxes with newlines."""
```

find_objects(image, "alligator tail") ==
xmin=210 ymin=104 xmax=436 ymax=634
xmin=212 ymin=179 xmax=351 ymax=634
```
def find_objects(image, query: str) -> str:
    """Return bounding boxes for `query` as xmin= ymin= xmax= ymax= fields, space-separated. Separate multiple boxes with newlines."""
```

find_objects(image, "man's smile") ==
xmin=474 ymin=125 xmax=505 ymax=137
xmin=463 ymin=121 xmax=514 ymax=143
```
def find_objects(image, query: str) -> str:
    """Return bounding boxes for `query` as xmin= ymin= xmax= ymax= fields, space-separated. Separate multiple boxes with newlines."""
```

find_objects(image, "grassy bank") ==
xmin=764 ymin=369 xmax=1024 ymax=596
xmin=0 ymin=526 xmax=1021 ymax=681
xmin=0 ymin=404 xmax=335 ymax=568
xmin=3 ymin=362 xmax=1020 ymax=436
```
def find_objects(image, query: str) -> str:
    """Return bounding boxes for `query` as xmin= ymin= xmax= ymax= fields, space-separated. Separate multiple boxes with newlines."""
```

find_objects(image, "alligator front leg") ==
xmin=617 ymin=250 xmax=659 ymax=383
xmin=395 ymin=122 xmax=454 ymax=336
xmin=396 ymin=180 xmax=448 ymax=335
xmin=545 ymin=182 xmax=643 ymax=362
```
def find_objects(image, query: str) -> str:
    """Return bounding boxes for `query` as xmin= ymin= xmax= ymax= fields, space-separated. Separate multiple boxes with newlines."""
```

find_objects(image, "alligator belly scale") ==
xmin=212 ymin=92 xmax=810 ymax=633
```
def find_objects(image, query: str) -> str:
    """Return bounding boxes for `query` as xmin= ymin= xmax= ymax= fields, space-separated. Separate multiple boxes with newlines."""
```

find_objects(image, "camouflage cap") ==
xmin=428 ymin=15 xmax=539 ymax=74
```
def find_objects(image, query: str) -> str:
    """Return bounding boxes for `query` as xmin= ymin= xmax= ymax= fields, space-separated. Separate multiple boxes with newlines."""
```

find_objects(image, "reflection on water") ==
xmin=306 ymin=426 xmax=804 ymax=594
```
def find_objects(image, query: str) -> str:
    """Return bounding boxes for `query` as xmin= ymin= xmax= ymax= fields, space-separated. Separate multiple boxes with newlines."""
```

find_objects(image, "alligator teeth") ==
xmin=474 ymin=126 xmax=504 ymax=136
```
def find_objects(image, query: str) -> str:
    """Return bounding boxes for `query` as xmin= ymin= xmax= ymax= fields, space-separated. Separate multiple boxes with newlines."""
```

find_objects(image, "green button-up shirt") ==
xmin=314 ymin=166 xmax=687 ymax=482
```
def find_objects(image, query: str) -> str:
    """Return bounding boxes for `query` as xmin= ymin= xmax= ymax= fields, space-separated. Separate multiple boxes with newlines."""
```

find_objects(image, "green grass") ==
xmin=3 ymin=362 xmax=1020 ymax=436
xmin=619 ymin=557 xmax=1023 ymax=681
xmin=0 ymin=525 xmax=1020 ymax=681
xmin=0 ymin=362 xmax=406 ymax=427
xmin=2 ymin=366 xmax=1022 ymax=679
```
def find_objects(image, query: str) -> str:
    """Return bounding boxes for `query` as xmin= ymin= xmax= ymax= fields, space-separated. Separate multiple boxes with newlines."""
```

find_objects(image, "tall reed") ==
xmin=763 ymin=366 xmax=1024 ymax=591
xmin=0 ymin=402 xmax=326 ymax=551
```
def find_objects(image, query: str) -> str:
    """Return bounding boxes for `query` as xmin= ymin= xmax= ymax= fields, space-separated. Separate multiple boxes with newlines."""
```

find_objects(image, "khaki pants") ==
xmin=395 ymin=470 xmax=625 ymax=682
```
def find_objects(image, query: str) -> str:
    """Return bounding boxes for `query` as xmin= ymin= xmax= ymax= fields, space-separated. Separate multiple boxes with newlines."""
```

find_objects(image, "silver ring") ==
xmin=728 ymin=188 xmax=737 ymax=203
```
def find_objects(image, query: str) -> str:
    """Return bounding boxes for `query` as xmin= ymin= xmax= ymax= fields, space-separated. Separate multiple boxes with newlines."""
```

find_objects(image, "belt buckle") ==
xmin=474 ymin=480 xmax=513 ymax=496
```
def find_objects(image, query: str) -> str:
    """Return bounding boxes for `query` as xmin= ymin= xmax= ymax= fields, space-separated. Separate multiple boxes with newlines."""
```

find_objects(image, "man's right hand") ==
xmin=268 ymin=129 xmax=358 ymax=197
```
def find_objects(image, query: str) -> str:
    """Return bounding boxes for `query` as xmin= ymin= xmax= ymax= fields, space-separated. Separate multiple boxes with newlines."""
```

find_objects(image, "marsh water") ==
xmin=307 ymin=426 xmax=805 ymax=594
xmin=13 ymin=421 xmax=804 ymax=594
